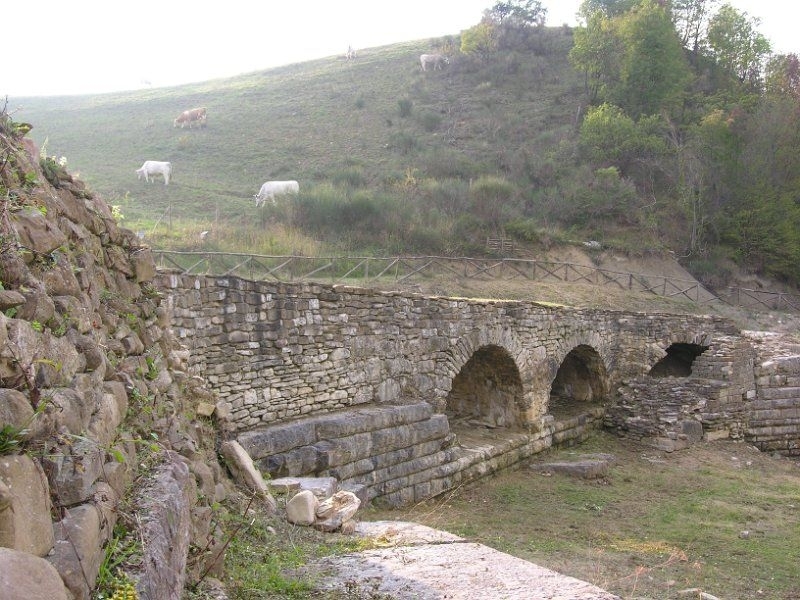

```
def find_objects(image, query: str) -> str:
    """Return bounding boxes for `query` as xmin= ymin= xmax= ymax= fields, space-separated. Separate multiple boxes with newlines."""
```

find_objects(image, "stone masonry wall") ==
xmin=747 ymin=332 xmax=800 ymax=455
xmin=604 ymin=335 xmax=758 ymax=450
xmin=158 ymin=273 xmax=740 ymax=434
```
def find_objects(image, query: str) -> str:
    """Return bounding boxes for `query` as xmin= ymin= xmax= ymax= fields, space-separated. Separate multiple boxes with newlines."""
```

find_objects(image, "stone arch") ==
xmin=445 ymin=344 xmax=526 ymax=429
xmin=648 ymin=342 xmax=708 ymax=377
xmin=548 ymin=344 xmax=609 ymax=419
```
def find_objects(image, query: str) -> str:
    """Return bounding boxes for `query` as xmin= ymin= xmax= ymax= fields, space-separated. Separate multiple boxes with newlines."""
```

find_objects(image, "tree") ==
xmin=461 ymin=19 xmax=499 ymax=60
xmin=488 ymin=0 xmax=547 ymax=27
xmin=579 ymin=103 xmax=668 ymax=176
xmin=671 ymin=0 xmax=719 ymax=55
xmin=707 ymin=4 xmax=771 ymax=88
xmin=569 ymin=11 xmax=625 ymax=102
xmin=765 ymin=54 xmax=800 ymax=102
xmin=578 ymin=0 xmax=639 ymax=21
xmin=611 ymin=1 xmax=692 ymax=118
xmin=571 ymin=1 xmax=692 ymax=118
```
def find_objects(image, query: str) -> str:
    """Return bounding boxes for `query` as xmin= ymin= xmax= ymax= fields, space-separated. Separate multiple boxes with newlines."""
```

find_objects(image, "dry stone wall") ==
xmin=0 ymin=120 xmax=227 ymax=600
xmin=159 ymin=273 xmax=739 ymax=433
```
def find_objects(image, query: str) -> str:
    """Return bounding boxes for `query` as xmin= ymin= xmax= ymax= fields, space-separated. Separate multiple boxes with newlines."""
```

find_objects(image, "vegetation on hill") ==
xmin=13 ymin=0 xmax=800 ymax=295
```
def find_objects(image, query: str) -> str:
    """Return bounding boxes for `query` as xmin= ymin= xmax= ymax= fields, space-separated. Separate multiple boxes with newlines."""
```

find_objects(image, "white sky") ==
xmin=3 ymin=1 xmax=795 ymax=98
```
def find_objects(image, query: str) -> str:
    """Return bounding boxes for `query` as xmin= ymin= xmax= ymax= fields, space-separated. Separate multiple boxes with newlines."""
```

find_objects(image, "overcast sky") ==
xmin=3 ymin=1 xmax=794 ymax=98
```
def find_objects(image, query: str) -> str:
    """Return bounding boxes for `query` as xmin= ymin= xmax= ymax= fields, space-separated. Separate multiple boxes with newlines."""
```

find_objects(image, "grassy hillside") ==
xmin=15 ymin=29 xmax=582 ymax=253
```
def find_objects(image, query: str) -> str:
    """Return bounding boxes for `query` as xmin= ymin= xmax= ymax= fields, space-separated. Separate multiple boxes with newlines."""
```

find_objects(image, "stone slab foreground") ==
xmin=305 ymin=521 xmax=621 ymax=599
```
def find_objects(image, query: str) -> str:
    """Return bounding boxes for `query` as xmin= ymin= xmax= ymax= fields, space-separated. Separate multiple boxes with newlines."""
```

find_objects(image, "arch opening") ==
xmin=648 ymin=343 xmax=708 ymax=377
xmin=548 ymin=344 xmax=608 ymax=420
xmin=446 ymin=345 xmax=524 ymax=429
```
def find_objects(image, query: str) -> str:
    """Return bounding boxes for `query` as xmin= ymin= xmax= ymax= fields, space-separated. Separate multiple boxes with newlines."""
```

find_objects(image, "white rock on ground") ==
xmin=304 ymin=521 xmax=621 ymax=599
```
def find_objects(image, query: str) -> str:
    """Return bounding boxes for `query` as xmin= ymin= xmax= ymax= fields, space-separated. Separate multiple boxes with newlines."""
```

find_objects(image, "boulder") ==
xmin=286 ymin=489 xmax=318 ymax=526
xmin=48 ymin=503 xmax=107 ymax=600
xmin=219 ymin=440 xmax=277 ymax=513
xmin=136 ymin=452 xmax=196 ymax=600
xmin=42 ymin=437 xmax=105 ymax=507
xmin=0 ymin=547 xmax=70 ymax=600
xmin=314 ymin=490 xmax=361 ymax=533
xmin=0 ymin=454 xmax=54 ymax=556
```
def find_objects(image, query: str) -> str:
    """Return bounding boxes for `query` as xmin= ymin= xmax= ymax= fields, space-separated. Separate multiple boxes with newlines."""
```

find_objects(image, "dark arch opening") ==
xmin=648 ymin=343 xmax=708 ymax=377
xmin=548 ymin=344 xmax=608 ymax=420
xmin=446 ymin=345 xmax=524 ymax=429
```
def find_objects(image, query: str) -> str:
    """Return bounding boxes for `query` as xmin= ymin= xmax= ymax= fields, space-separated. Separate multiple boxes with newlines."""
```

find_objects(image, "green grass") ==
xmin=364 ymin=432 xmax=800 ymax=600
xmin=210 ymin=494 xmax=374 ymax=600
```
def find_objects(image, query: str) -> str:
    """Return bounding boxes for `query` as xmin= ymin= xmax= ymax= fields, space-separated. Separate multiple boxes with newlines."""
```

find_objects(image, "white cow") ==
xmin=136 ymin=160 xmax=172 ymax=185
xmin=420 ymin=53 xmax=449 ymax=71
xmin=254 ymin=180 xmax=299 ymax=206
xmin=346 ymin=45 xmax=357 ymax=60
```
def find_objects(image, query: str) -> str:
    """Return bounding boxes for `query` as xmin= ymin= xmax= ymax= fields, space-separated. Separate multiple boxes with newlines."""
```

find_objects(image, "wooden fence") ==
xmin=152 ymin=251 xmax=800 ymax=312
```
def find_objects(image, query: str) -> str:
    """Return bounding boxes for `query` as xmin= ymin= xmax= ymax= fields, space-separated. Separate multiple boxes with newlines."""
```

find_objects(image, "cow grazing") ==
xmin=254 ymin=180 xmax=299 ymax=206
xmin=136 ymin=160 xmax=172 ymax=185
xmin=173 ymin=107 xmax=207 ymax=129
xmin=420 ymin=54 xmax=449 ymax=71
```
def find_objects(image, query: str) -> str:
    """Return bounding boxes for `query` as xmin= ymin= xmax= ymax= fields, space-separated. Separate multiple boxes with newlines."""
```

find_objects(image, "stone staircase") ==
xmin=235 ymin=402 xmax=605 ymax=506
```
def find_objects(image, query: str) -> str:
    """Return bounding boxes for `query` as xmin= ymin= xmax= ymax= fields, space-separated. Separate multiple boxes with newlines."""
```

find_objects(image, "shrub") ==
xmin=505 ymin=218 xmax=541 ymax=243
xmin=418 ymin=111 xmax=442 ymax=132
xmin=331 ymin=167 xmax=366 ymax=188
xmin=387 ymin=131 xmax=419 ymax=155
xmin=398 ymin=98 xmax=413 ymax=118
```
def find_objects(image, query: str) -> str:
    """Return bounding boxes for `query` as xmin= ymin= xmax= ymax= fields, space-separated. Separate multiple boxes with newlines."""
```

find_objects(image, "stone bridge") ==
xmin=158 ymin=273 xmax=800 ymax=506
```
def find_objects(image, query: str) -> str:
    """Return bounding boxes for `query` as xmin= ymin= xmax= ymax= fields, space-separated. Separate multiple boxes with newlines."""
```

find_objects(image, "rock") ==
xmin=42 ymin=437 xmax=105 ymax=507
xmin=137 ymin=452 xmax=196 ymax=600
xmin=0 ymin=454 xmax=54 ymax=556
xmin=529 ymin=457 xmax=612 ymax=480
xmin=189 ymin=459 xmax=217 ymax=501
xmin=86 ymin=382 xmax=128 ymax=447
xmin=314 ymin=490 xmax=361 ymax=532
xmin=269 ymin=476 xmax=338 ymax=500
xmin=48 ymin=503 xmax=107 ymax=600
xmin=131 ymin=247 xmax=156 ymax=282
xmin=0 ymin=388 xmax=36 ymax=438
xmin=0 ymin=547 xmax=70 ymax=600
xmin=196 ymin=402 xmax=216 ymax=417
xmin=219 ymin=440 xmax=277 ymax=513
xmin=12 ymin=207 xmax=69 ymax=257
xmin=0 ymin=290 xmax=26 ymax=311
xmin=286 ymin=489 xmax=318 ymax=526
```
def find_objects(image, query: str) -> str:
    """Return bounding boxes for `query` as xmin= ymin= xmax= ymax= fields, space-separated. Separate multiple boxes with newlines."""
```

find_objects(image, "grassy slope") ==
xmin=15 ymin=31 xmax=581 ymax=243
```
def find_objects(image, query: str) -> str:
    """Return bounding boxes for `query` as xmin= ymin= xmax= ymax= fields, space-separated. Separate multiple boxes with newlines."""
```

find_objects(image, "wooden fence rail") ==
xmin=152 ymin=251 xmax=800 ymax=312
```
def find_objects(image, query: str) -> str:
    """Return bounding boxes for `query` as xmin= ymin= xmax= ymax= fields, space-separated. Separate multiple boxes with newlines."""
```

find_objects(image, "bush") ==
xmin=331 ymin=166 xmax=366 ymax=188
xmin=398 ymin=98 xmax=413 ymax=118
xmin=420 ymin=178 xmax=470 ymax=217
xmin=505 ymin=218 xmax=541 ymax=243
xmin=387 ymin=131 xmax=419 ymax=155
xmin=418 ymin=111 xmax=442 ymax=132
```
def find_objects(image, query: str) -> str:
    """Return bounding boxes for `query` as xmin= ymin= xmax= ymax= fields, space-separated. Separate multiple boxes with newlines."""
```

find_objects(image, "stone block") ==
xmin=49 ymin=504 xmax=106 ymax=600
xmin=0 ymin=547 xmax=69 ymax=600
xmin=0 ymin=454 xmax=54 ymax=556
xmin=42 ymin=438 xmax=105 ymax=507
xmin=219 ymin=440 xmax=277 ymax=513
xmin=270 ymin=476 xmax=338 ymax=500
